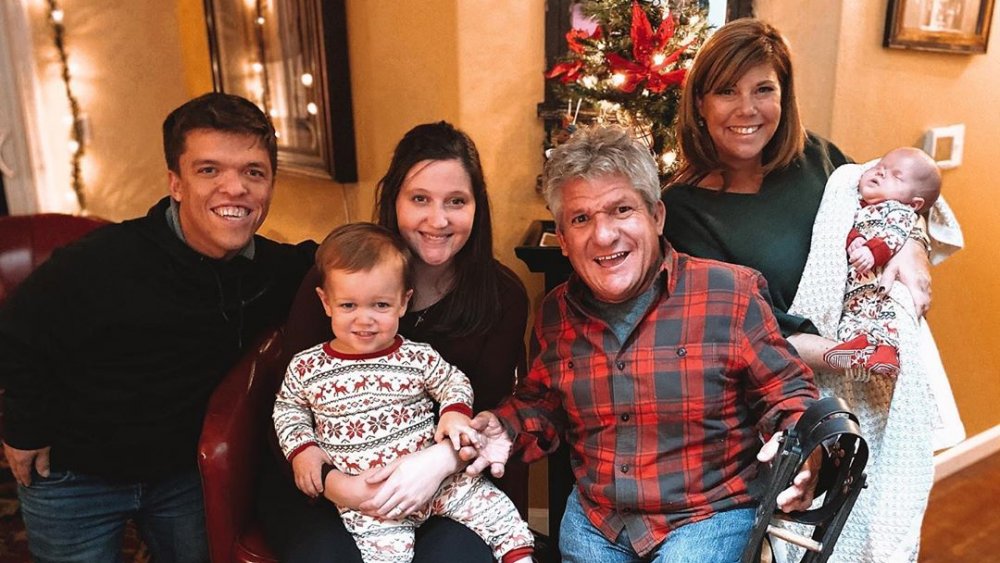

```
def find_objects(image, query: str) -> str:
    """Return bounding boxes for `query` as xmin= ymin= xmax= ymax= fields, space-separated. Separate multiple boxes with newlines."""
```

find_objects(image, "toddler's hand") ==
xmin=291 ymin=444 xmax=331 ymax=498
xmin=435 ymin=411 xmax=479 ymax=450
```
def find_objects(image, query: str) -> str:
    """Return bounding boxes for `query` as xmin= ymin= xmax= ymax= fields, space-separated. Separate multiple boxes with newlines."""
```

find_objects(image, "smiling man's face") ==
xmin=168 ymin=129 xmax=273 ymax=260
xmin=556 ymin=174 xmax=665 ymax=303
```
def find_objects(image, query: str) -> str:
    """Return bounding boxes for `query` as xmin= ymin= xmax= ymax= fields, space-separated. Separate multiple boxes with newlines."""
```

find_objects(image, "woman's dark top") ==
xmin=662 ymin=133 xmax=850 ymax=336
xmin=259 ymin=259 xmax=530 ymax=563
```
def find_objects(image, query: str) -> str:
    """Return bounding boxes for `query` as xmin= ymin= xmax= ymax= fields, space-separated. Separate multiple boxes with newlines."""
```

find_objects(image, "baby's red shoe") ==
xmin=823 ymin=334 xmax=875 ymax=370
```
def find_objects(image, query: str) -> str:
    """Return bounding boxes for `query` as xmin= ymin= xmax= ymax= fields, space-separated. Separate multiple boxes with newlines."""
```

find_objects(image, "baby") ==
xmin=273 ymin=223 xmax=533 ymax=563
xmin=823 ymin=147 xmax=942 ymax=377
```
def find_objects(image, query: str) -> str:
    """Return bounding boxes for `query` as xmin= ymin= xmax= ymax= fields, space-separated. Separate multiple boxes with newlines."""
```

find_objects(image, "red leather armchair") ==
xmin=0 ymin=213 xmax=108 ymax=306
xmin=199 ymin=327 xmax=288 ymax=563
xmin=198 ymin=324 xmax=532 ymax=563
xmin=0 ymin=213 xmax=109 ymax=437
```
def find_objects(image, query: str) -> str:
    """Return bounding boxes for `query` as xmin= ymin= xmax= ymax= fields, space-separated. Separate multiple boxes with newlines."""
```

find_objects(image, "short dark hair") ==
xmin=674 ymin=18 xmax=805 ymax=186
xmin=315 ymin=222 xmax=414 ymax=291
xmin=162 ymin=92 xmax=278 ymax=174
xmin=374 ymin=121 xmax=500 ymax=336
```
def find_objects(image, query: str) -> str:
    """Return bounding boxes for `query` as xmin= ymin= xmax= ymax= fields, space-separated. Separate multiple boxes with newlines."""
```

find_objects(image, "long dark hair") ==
xmin=374 ymin=121 xmax=500 ymax=336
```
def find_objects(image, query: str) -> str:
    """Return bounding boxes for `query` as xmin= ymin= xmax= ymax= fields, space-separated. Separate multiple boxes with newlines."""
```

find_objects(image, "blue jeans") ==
xmin=18 ymin=467 xmax=209 ymax=563
xmin=559 ymin=489 xmax=755 ymax=563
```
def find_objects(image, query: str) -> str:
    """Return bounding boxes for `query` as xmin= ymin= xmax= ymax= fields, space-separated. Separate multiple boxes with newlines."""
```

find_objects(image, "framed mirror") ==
xmin=204 ymin=0 xmax=357 ymax=182
xmin=884 ymin=0 xmax=994 ymax=54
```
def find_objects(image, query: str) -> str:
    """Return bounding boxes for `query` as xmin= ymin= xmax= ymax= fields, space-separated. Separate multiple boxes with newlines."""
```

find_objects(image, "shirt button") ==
xmin=622 ymin=506 xmax=632 ymax=514
xmin=616 ymin=361 xmax=625 ymax=370
xmin=620 ymin=413 xmax=630 ymax=422
xmin=620 ymin=464 xmax=629 ymax=473
xmin=676 ymin=347 xmax=687 ymax=357
xmin=568 ymin=360 xmax=574 ymax=368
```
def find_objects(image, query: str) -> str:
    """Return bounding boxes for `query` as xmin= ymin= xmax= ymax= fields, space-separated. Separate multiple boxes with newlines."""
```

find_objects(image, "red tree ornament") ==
xmin=605 ymin=1 xmax=689 ymax=93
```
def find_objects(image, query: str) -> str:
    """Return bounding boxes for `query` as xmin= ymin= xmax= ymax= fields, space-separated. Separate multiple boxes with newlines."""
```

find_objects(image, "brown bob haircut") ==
xmin=315 ymin=222 xmax=414 ymax=292
xmin=674 ymin=18 xmax=806 ymax=186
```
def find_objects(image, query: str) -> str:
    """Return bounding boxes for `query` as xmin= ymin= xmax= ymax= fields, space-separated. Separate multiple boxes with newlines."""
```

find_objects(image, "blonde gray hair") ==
xmin=542 ymin=125 xmax=660 ymax=226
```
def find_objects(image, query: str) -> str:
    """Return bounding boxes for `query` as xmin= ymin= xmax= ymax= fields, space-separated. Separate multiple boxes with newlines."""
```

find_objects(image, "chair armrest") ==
xmin=198 ymin=327 xmax=287 ymax=563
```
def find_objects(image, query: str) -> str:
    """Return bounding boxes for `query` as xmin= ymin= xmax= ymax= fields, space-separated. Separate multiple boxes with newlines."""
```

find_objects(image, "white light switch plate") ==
xmin=923 ymin=124 xmax=964 ymax=170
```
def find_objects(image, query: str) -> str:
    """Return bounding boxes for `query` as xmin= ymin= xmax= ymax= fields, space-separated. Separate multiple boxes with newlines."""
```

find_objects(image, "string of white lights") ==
xmin=45 ymin=0 xmax=86 ymax=210
xmin=244 ymin=2 xmax=320 ymax=142
xmin=252 ymin=0 xmax=272 ymax=122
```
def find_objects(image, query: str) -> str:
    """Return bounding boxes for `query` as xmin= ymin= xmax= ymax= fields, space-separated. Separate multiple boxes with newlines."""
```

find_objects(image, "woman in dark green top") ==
xmin=661 ymin=19 xmax=930 ymax=370
xmin=664 ymin=133 xmax=849 ymax=337
xmin=661 ymin=19 xmax=941 ymax=563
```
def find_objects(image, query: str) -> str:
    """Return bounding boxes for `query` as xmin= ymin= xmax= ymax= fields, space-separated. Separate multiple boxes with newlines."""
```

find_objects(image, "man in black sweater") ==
xmin=0 ymin=93 xmax=315 ymax=562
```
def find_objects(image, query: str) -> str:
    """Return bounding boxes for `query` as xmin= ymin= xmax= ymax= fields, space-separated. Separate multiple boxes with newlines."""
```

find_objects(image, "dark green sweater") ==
xmin=0 ymin=197 xmax=315 ymax=481
xmin=662 ymin=134 xmax=850 ymax=336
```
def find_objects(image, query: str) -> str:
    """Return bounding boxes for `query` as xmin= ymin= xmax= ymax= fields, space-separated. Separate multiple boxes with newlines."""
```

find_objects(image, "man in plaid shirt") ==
xmin=464 ymin=126 xmax=820 ymax=562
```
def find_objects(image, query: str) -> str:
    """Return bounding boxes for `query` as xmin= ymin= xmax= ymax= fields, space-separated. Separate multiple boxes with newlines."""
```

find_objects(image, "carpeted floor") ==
xmin=0 ymin=456 xmax=148 ymax=562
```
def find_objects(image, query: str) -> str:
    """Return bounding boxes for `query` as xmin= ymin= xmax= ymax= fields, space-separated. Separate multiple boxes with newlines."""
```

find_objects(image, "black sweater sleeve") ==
xmin=0 ymin=243 xmax=90 ymax=449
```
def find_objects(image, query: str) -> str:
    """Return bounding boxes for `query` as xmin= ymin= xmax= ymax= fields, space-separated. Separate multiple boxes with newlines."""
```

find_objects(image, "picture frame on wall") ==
xmin=884 ymin=0 xmax=995 ymax=54
xmin=203 ymin=0 xmax=357 ymax=182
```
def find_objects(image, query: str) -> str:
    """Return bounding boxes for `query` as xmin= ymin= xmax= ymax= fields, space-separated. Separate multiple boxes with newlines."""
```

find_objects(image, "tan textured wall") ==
xmin=758 ymin=0 xmax=1000 ymax=437
xmin=176 ymin=0 xmax=213 ymax=97
xmin=455 ymin=0 xmax=549 ymax=309
xmin=25 ymin=1 xmax=192 ymax=219
xmin=755 ymin=1 xmax=843 ymax=137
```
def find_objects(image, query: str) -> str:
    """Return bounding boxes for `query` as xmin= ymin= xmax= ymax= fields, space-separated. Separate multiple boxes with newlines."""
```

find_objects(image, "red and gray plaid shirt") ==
xmin=494 ymin=248 xmax=817 ymax=556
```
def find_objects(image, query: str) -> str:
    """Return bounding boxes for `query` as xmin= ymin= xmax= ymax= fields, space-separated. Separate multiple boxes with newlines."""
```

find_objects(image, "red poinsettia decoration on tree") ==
xmin=605 ymin=1 xmax=688 ymax=93
xmin=542 ymin=0 xmax=712 ymax=177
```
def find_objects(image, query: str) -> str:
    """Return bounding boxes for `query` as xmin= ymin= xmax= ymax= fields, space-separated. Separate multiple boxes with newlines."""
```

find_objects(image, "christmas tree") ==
xmin=546 ymin=0 xmax=713 ymax=176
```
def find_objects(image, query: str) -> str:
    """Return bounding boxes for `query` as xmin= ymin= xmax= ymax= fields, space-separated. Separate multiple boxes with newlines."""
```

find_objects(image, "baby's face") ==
xmin=858 ymin=150 xmax=923 ymax=207
xmin=316 ymin=259 xmax=411 ymax=356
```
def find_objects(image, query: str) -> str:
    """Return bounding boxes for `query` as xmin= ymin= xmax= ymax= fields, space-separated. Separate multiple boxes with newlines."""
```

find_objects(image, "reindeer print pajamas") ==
xmin=838 ymin=200 xmax=919 ymax=349
xmin=273 ymin=336 xmax=532 ymax=563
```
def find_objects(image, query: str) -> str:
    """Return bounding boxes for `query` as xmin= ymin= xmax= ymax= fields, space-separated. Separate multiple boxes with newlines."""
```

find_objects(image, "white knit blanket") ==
xmin=774 ymin=160 xmax=964 ymax=563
